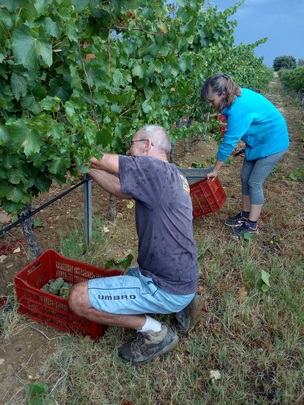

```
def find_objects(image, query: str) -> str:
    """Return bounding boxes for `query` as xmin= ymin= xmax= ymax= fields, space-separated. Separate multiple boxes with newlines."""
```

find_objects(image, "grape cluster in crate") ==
xmin=41 ymin=277 xmax=72 ymax=299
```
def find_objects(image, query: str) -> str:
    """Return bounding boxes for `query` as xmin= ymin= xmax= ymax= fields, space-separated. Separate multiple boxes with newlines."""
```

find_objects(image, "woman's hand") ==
xmin=207 ymin=158 xmax=224 ymax=179
xmin=207 ymin=169 xmax=219 ymax=179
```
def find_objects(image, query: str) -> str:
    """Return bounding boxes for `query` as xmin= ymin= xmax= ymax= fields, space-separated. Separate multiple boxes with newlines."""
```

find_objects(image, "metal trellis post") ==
xmin=84 ymin=174 xmax=92 ymax=247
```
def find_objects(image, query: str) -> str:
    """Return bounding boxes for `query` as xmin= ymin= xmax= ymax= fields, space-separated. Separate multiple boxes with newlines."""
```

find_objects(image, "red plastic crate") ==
xmin=217 ymin=114 xmax=227 ymax=138
xmin=190 ymin=177 xmax=226 ymax=218
xmin=14 ymin=250 xmax=123 ymax=340
xmin=0 ymin=296 xmax=7 ymax=308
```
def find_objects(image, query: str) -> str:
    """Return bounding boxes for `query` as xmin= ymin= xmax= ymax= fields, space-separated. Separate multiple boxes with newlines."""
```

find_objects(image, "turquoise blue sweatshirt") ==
xmin=218 ymin=88 xmax=289 ymax=162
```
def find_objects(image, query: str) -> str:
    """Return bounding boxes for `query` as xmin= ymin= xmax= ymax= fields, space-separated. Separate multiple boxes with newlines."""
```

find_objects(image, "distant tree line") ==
xmin=275 ymin=55 xmax=304 ymax=105
xmin=273 ymin=56 xmax=303 ymax=71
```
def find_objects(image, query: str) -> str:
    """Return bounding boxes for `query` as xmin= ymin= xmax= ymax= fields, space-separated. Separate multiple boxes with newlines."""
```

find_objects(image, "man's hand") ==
xmin=90 ymin=157 xmax=102 ymax=169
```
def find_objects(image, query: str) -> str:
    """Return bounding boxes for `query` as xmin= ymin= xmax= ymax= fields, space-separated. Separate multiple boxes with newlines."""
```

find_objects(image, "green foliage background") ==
xmin=279 ymin=66 xmax=304 ymax=92
xmin=273 ymin=55 xmax=297 ymax=71
xmin=0 ymin=0 xmax=271 ymax=214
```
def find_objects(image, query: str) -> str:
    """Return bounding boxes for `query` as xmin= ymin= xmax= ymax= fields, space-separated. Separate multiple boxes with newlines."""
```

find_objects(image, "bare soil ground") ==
xmin=0 ymin=75 xmax=303 ymax=404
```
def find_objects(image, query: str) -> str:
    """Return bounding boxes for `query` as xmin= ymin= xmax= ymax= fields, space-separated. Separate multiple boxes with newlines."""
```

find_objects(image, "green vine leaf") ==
xmin=12 ymin=25 xmax=38 ymax=70
xmin=27 ymin=381 xmax=50 ymax=405
xmin=258 ymin=270 xmax=271 ymax=293
xmin=36 ymin=28 xmax=53 ymax=67
xmin=105 ymin=254 xmax=134 ymax=270
xmin=22 ymin=130 xmax=44 ymax=157
xmin=11 ymin=73 xmax=28 ymax=101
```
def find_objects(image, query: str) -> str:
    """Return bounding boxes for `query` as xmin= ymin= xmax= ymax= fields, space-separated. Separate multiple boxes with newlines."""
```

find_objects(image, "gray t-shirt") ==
xmin=119 ymin=155 xmax=198 ymax=294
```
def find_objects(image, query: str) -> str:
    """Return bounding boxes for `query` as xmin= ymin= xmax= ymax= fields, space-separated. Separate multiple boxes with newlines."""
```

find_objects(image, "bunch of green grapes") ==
xmin=41 ymin=278 xmax=73 ymax=298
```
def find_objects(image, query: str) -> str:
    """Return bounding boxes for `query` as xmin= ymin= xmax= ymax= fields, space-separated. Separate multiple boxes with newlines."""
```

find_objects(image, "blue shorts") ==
xmin=88 ymin=267 xmax=195 ymax=315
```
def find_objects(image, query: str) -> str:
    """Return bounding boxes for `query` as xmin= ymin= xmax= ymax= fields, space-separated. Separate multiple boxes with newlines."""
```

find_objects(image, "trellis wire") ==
xmin=0 ymin=178 xmax=92 ymax=247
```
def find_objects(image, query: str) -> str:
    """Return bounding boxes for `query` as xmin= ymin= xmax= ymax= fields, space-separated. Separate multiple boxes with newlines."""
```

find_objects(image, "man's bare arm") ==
xmin=89 ymin=169 xmax=132 ymax=199
xmin=90 ymin=154 xmax=119 ymax=174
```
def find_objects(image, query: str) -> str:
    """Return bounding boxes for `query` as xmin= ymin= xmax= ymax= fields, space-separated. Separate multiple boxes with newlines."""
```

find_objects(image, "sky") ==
xmin=208 ymin=0 xmax=304 ymax=67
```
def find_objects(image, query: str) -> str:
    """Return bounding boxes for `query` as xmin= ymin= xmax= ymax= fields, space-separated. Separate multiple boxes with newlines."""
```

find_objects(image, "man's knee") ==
xmin=68 ymin=282 xmax=89 ymax=316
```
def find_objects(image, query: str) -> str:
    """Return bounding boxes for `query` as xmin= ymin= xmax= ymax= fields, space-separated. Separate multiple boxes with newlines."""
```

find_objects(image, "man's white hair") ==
xmin=141 ymin=125 xmax=171 ymax=154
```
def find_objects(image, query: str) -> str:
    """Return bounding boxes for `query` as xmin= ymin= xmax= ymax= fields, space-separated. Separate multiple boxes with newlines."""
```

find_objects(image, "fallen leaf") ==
xmin=239 ymin=286 xmax=248 ymax=304
xmin=27 ymin=373 xmax=41 ymax=381
xmin=33 ymin=218 xmax=43 ymax=228
xmin=0 ymin=212 xmax=12 ymax=223
xmin=86 ymin=53 xmax=96 ymax=62
xmin=210 ymin=369 xmax=221 ymax=382
xmin=0 ymin=238 xmax=25 ymax=255
xmin=0 ymin=255 xmax=7 ymax=263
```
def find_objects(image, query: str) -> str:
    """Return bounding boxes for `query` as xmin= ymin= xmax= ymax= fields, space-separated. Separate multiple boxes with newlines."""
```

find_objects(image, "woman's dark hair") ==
xmin=200 ymin=73 xmax=241 ymax=109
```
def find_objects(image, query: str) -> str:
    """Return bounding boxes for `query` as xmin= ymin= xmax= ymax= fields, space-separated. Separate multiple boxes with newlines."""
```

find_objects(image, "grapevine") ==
xmin=0 ymin=0 xmax=272 ymax=216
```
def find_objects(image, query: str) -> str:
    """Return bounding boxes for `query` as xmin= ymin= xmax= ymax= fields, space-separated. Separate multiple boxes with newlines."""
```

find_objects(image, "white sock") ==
xmin=138 ymin=315 xmax=162 ymax=333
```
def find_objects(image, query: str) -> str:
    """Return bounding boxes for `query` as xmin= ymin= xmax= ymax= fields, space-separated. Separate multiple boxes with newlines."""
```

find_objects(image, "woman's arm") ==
xmin=207 ymin=158 xmax=225 ymax=179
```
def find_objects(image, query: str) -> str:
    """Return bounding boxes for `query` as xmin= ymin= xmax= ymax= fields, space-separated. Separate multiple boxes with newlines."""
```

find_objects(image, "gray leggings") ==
xmin=241 ymin=149 xmax=287 ymax=205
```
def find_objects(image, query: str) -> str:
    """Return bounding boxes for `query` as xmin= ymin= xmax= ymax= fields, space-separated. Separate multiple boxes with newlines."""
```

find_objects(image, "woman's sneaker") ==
xmin=225 ymin=212 xmax=247 ymax=227
xmin=118 ymin=325 xmax=179 ymax=365
xmin=231 ymin=220 xmax=258 ymax=237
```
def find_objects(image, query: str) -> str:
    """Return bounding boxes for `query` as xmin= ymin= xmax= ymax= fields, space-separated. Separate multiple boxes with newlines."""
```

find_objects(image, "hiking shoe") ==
xmin=118 ymin=325 xmax=179 ymax=365
xmin=174 ymin=294 xmax=203 ymax=334
xmin=225 ymin=212 xmax=248 ymax=227
xmin=231 ymin=220 xmax=258 ymax=237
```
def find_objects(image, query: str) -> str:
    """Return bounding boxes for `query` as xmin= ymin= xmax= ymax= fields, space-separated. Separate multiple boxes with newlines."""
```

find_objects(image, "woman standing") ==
xmin=200 ymin=73 xmax=289 ymax=237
